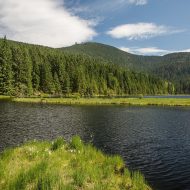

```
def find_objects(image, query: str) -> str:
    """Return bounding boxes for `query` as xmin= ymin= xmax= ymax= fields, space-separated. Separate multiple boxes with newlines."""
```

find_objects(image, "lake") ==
xmin=0 ymin=101 xmax=190 ymax=190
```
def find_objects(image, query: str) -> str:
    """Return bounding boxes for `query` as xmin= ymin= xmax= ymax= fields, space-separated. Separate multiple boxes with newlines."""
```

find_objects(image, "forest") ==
xmin=0 ymin=37 xmax=174 ymax=97
xmin=64 ymin=42 xmax=190 ymax=94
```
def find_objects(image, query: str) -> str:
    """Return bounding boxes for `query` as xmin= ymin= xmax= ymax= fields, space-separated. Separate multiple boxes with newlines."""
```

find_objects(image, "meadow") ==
xmin=0 ymin=136 xmax=151 ymax=190
xmin=1 ymin=96 xmax=190 ymax=106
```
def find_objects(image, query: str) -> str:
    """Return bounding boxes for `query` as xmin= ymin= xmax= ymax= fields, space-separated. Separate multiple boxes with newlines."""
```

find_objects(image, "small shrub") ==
xmin=70 ymin=136 xmax=83 ymax=151
xmin=51 ymin=137 xmax=65 ymax=151
xmin=112 ymin=155 xmax=125 ymax=174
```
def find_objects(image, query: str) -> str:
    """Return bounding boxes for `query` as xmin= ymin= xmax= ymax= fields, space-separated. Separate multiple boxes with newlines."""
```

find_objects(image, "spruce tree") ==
xmin=54 ymin=72 xmax=61 ymax=94
xmin=0 ymin=36 xmax=13 ymax=95
xmin=40 ymin=62 xmax=55 ymax=94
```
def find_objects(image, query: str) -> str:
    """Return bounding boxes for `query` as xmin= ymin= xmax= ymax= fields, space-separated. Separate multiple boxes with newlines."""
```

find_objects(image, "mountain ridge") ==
xmin=62 ymin=42 xmax=190 ymax=93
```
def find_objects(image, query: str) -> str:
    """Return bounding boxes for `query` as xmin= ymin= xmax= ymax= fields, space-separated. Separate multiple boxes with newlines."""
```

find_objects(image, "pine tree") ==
xmin=40 ymin=62 xmax=55 ymax=94
xmin=54 ymin=72 xmax=61 ymax=94
xmin=11 ymin=46 xmax=33 ymax=96
xmin=0 ymin=36 xmax=13 ymax=95
xmin=62 ymin=72 xmax=71 ymax=94
xmin=30 ymin=48 xmax=41 ymax=93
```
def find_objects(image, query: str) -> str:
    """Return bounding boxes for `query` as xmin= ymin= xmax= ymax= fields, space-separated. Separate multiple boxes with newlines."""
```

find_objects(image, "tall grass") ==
xmin=1 ymin=95 xmax=190 ymax=106
xmin=0 ymin=136 xmax=151 ymax=190
xmin=11 ymin=97 xmax=190 ymax=106
xmin=0 ymin=95 xmax=11 ymax=100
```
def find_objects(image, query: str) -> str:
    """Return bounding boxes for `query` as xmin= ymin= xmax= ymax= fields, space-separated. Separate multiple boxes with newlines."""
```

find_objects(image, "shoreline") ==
xmin=1 ymin=96 xmax=190 ymax=106
xmin=0 ymin=136 xmax=151 ymax=190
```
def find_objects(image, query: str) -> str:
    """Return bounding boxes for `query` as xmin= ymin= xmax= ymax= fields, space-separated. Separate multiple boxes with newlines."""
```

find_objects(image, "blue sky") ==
xmin=64 ymin=0 xmax=190 ymax=55
xmin=0 ymin=0 xmax=190 ymax=55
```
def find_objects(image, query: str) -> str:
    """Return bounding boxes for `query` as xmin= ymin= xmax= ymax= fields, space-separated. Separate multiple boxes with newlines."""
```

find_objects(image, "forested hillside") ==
xmin=154 ymin=53 xmax=190 ymax=93
xmin=64 ymin=42 xmax=190 ymax=94
xmin=63 ymin=42 xmax=163 ymax=71
xmin=0 ymin=37 xmax=172 ymax=97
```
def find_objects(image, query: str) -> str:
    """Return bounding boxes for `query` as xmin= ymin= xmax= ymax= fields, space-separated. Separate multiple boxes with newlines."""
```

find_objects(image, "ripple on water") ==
xmin=1 ymin=102 xmax=190 ymax=190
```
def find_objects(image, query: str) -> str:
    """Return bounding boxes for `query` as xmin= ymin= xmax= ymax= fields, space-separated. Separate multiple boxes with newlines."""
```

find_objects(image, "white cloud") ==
xmin=180 ymin=49 xmax=190 ymax=53
xmin=107 ymin=22 xmax=183 ymax=40
xmin=0 ymin=0 xmax=97 ymax=47
xmin=111 ymin=0 xmax=148 ymax=6
xmin=128 ymin=0 xmax=148 ymax=5
xmin=120 ymin=46 xmax=190 ymax=56
xmin=120 ymin=47 xmax=170 ymax=55
xmin=69 ymin=0 xmax=147 ymax=16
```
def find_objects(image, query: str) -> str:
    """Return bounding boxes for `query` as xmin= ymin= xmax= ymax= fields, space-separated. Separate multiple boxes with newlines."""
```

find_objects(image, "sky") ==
xmin=0 ymin=0 xmax=190 ymax=55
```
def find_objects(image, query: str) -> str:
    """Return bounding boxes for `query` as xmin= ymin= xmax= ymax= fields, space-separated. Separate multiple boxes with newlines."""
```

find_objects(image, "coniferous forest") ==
xmin=0 ymin=37 xmax=174 ymax=97
xmin=64 ymin=42 xmax=190 ymax=94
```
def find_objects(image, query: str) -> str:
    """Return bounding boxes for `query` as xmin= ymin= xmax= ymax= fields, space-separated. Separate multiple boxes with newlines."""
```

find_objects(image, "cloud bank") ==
xmin=128 ymin=0 xmax=148 ymax=6
xmin=0 ymin=0 xmax=96 ymax=47
xmin=120 ymin=46 xmax=190 ymax=56
xmin=107 ymin=22 xmax=182 ymax=40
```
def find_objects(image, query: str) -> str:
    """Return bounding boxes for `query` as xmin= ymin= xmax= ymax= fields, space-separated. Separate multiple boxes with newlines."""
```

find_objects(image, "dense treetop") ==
xmin=64 ymin=42 xmax=190 ymax=94
xmin=0 ymin=38 xmax=173 ymax=97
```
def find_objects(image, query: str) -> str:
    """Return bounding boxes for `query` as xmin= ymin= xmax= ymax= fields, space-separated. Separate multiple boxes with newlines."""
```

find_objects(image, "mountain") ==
xmin=0 ymin=38 xmax=172 ymax=97
xmin=62 ymin=42 xmax=163 ymax=71
xmin=63 ymin=42 xmax=190 ymax=93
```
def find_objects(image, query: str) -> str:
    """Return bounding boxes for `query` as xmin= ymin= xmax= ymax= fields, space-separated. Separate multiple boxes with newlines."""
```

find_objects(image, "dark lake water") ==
xmin=1 ymin=101 xmax=190 ymax=190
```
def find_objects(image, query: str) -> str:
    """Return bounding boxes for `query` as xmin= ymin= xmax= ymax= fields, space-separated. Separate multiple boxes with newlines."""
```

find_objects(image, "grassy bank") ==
xmin=11 ymin=97 xmax=190 ymax=106
xmin=0 ymin=95 xmax=11 ymax=100
xmin=0 ymin=137 xmax=151 ymax=190
xmin=1 ymin=95 xmax=190 ymax=106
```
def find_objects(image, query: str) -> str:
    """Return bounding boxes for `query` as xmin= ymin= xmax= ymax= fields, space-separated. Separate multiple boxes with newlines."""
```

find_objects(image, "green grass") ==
xmin=10 ymin=97 xmax=190 ymax=106
xmin=0 ymin=95 xmax=11 ymax=100
xmin=1 ymin=95 xmax=190 ymax=106
xmin=0 ymin=136 xmax=151 ymax=190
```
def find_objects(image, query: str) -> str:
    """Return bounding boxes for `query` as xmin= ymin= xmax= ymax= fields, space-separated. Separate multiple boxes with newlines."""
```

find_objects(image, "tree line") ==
xmin=0 ymin=37 xmax=174 ymax=97
xmin=64 ymin=42 xmax=190 ymax=94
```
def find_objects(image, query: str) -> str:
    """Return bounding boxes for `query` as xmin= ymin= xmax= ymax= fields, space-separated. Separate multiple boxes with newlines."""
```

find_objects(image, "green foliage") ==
xmin=131 ymin=171 xmax=148 ymax=190
xmin=72 ymin=169 xmax=86 ymax=187
xmin=10 ymin=96 xmax=190 ymax=107
xmin=70 ymin=136 xmax=83 ymax=151
xmin=0 ymin=36 xmax=13 ymax=95
xmin=9 ymin=161 xmax=48 ymax=190
xmin=0 ymin=137 xmax=151 ymax=190
xmin=51 ymin=137 xmax=65 ymax=151
xmin=64 ymin=42 xmax=190 ymax=94
xmin=0 ymin=38 xmax=172 ymax=97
